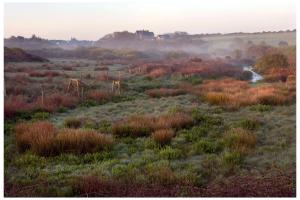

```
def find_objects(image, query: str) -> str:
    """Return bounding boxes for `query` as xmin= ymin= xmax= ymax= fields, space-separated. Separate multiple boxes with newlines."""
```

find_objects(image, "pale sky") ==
xmin=4 ymin=0 xmax=296 ymax=40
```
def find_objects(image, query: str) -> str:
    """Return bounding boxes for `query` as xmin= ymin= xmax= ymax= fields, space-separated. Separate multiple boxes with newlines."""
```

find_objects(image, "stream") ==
xmin=243 ymin=66 xmax=263 ymax=83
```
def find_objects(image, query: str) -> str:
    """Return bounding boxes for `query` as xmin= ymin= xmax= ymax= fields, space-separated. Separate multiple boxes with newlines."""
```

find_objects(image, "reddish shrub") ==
xmin=146 ymin=88 xmax=185 ymax=98
xmin=152 ymin=129 xmax=175 ymax=146
xmin=86 ymin=90 xmax=113 ymax=102
xmin=15 ymin=121 xmax=56 ymax=155
xmin=53 ymin=129 xmax=114 ymax=154
xmin=4 ymin=95 xmax=33 ymax=118
xmin=37 ymin=93 xmax=78 ymax=112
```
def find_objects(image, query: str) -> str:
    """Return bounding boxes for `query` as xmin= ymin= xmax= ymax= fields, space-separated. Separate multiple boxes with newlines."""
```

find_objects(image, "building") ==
xmin=135 ymin=30 xmax=155 ymax=40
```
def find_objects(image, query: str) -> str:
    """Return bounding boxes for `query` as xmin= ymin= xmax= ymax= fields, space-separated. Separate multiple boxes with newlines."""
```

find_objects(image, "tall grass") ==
xmin=146 ymin=88 xmax=185 ymax=98
xmin=223 ymin=128 xmax=257 ymax=154
xmin=152 ymin=129 xmax=175 ymax=146
xmin=199 ymin=79 xmax=294 ymax=109
xmin=53 ymin=129 xmax=113 ymax=154
xmin=15 ymin=121 xmax=56 ymax=154
xmin=86 ymin=90 xmax=113 ymax=103
xmin=15 ymin=121 xmax=113 ymax=156
xmin=112 ymin=113 xmax=193 ymax=137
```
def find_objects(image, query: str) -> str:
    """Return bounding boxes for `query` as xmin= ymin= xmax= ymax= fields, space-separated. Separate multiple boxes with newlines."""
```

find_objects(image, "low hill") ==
xmin=4 ymin=47 xmax=49 ymax=62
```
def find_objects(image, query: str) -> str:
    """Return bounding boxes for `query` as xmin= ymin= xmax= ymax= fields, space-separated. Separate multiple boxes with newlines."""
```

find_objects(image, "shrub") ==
xmin=181 ymin=75 xmax=203 ymax=85
xmin=255 ymin=53 xmax=289 ymax=73
xmin=15 ymin=121 xmax=56 ymax=154
xmin=193 ymin=139 xmax=223 ymax=154
xmin=147 ymin=165 xmax=177 ymax=186
xmin=223 ymin=128 xmax=257 ymax=154
xmin=32 ymin=112 xmax=50 ymax=120
xmin=64 ymin=118 xmax=82 ymax=129
xmin=15 ymin=121 xmax=113 ymax=156
xmin=250 ymin=104 xmax=272 ymax=112
xmin=4 ymin=95 xmax=32 ymax=118
xmin=238 ymin=118 xmax=261 ymax=131
xmin=180 ymin=126 xmax=208 ymax=142
xmin=205 ymin=92 xmax=230 ymax=106
xmin=53 ymin=129 xmax=114 ymax=155
xmin=152 ymin=129 xmax=175 ymax=146
xmin=155 ymin=113 xmax=193 ymax=130
xmin=221 ymin=151 xmax=244 ymax=169
xmin=86 ymin=90 xmax=112 ymax=103
xmin=98 ymin=120 xmax=112 ymax=133
xmin=112 ymin=113 xmax=193 ymax=137
xmin=146 ymin=88 xmax=185 ymax=98
xmin=38 ymin=93 xmax=78 ymax=112
xmin=198 ymin=79 xmax=294 ymax=108
xmin=159 ymin=146 xmax=183 ymax=160
xmin=112 ymin=115 xmax=155 ymax=137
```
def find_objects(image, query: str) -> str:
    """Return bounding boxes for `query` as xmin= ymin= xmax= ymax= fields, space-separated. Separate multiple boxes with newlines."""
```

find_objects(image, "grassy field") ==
xmin=202 ymin=31 xmax=296 ymax=51
xmin=4 ymin=51 xmax=296 ymax=197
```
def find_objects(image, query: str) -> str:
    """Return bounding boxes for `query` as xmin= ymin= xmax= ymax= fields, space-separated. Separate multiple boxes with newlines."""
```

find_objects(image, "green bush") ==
xmin=238 ymin=118 xmax=261 ymax=131
xmin=193 ymin=139 xmax=223 ymax=154
xmin=4 ymin=121 xmax=14 ymax=134
xmin=250 ymin=104 xmax=272 ymax=112
xmin=81 ymin=100 xmax=97 ymax=107
xmin=180 ymin=126 xmax=208 ymax=142
xmin=98 ymin=120 xmax=112 ymax=133
xmin=159 ymin=146 xmax=183 ymax=160
xmin=221 ymin=151 xmax=244 ymax=169
xmin=181 ymin=75 xmax=203 ymax=85
xmin=191 ymin=108 xmax=223 ymax=126
xmin=83 ymin=152 xmax=114 ymax=163
xmin=32 ymin=112 xmax=50 ymax=120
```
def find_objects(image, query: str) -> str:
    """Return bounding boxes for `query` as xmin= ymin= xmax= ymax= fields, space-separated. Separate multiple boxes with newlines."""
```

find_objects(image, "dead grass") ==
xmin=152 ymin=129 xmax=175 ymax=146
xmin=146 ymin=88 xmax=185 ymax=98
xmin=199 ymin=78 xmax=295 ymax=109
xmin=112 ymin=113 xmax=193 ymax=137
xmin=15 ymin=121 xmax=56 ymax=155
xmin=223 ymin=128 xmax=257 ymax=154
xmin=86 ymin=90 xmax=113 ymax=102
xmin=15 ymin=121 xmax=113 ymax=156
xmin=53 ymin=129 xmax=113 ymax=154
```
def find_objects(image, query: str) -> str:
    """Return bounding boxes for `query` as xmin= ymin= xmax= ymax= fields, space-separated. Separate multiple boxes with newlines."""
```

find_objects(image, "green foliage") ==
xmin=221 ymin=151 xmax=244 ymax=169
xmin=192 ymin=139 xmax=223 ymax=154
xmin=13 ymin=153 xmax=46 ymax=168
xmin=181 ymin=75 xmax=203 ymax=85
xmin=250 ymin=104 xmax=272 ymax=112
xmin=4 ymin=121 xmax=14 ymax=134
xmin=159 ymin=146 xmax=183 ymax=160
xmin=32 ymin=112 xmax=50 ymax=120
xmin=81 ymin=100 xmax=97 ymax=107
xmin=237 ymin=118 xmax=261 ymax=131
xmin=83 ymin=152 xmax=114 ymax=164
xmin=168 ymin=105 xmax=184 ymax=114
xmin=97 ymin=120 xmax=112 ymax=133
xmin=180 ymin=126 xmax=208 ymax=142
xmin=82 ymin=121 xmax=97 ymax=130
xmin=255 ymin=53 xmax=289 ymax=73
xmin=191 ymin=108 xmax=223 ymax=126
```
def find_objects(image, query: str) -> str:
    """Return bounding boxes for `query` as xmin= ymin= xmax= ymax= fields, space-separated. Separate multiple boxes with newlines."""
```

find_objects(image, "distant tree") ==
xmin=255 ymin=53 xmax=289 ymax=73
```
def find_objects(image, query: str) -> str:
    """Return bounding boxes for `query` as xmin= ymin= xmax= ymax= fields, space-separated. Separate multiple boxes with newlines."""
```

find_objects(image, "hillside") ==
xmin=4 ymin=47 xmax=49 ymax=62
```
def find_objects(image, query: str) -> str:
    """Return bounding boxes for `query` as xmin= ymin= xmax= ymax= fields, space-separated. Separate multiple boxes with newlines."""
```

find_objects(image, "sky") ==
xmin=4 ymin=0 xmax=297 ymax=40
